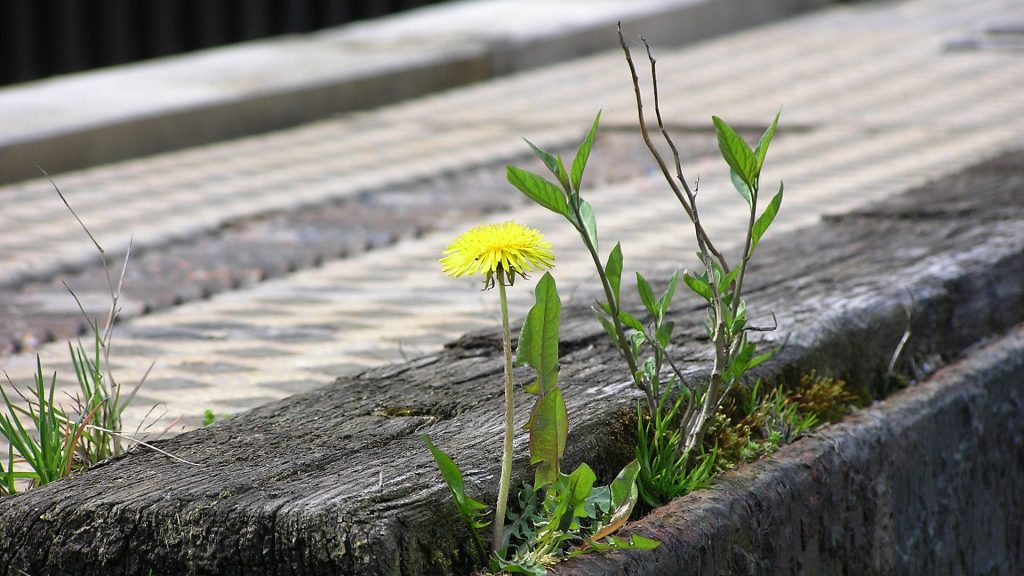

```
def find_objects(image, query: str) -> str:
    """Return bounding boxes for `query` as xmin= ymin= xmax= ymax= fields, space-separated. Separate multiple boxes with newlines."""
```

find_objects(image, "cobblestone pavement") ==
xmin=1 ymin=0 xmax=1022 ymax=436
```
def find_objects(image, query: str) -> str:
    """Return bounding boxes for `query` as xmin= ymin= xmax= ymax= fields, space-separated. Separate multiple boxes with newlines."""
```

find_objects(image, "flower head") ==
xmin=441 ymin=221 xmax=554 ymax=288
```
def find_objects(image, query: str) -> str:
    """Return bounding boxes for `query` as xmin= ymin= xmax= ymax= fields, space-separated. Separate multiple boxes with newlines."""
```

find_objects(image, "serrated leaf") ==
xmin=755 ymin=110 xmax=781 ymax=172
xmin=636 ymin=273 xmax=657 ymax=317
xmin=572 ymin=111 xmax=601 ymax=192
xmin=507 ymin=165 xmax=568 ymax=217
xmin=525 ymin=139 xmax=570 ymax=191
xmin=515 ymin=272 xmax=560 ymax=397
xmin=730 ymin=169 xmax=753 ymax=207
xmin=529 ymin=388 xmax=569 ymax=489
xmin=750 ymin=182 xmax=783 ymax=257
xmin=491 ymin=557 xmax=546 ymax=576
xmin=605 ymin=242 xmax=623 ymax=304
xmin=683 ymin=272 xmax=713 ymax=302
xmin=712 ymin=116 xmax=758 ymax=187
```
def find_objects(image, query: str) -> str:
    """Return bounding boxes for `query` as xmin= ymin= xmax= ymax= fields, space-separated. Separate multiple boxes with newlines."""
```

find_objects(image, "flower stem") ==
xmin=493 ymin=269 xmax=515 ymax=554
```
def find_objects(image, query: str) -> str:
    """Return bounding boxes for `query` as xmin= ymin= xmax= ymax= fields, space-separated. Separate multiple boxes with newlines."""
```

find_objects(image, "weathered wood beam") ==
xmin=0 ymin=151 xmax=1022 ymax=575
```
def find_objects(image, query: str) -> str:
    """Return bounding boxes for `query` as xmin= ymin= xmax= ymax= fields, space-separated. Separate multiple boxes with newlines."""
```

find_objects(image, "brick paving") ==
xmin=1 ymin=0 xmax=1022 ymax=437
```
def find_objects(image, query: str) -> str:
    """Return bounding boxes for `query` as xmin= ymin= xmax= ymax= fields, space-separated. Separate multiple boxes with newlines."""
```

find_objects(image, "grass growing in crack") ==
xmin=0 ymin=173 xmax=176 ymax=495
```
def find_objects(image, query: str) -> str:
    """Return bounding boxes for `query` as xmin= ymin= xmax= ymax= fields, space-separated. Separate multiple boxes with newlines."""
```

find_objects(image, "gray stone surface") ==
xmin=0 ymin=0 xmax=834 ymax=186
xmin=1 ymin=0 xmax=1022 ymax=436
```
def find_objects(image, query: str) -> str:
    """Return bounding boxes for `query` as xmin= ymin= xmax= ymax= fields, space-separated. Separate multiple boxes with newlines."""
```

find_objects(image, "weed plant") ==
xmin=0 ymin=175 xmax=156 ymax=495
xmin=506 ymin=27 xmax=791 ymax=508
xmin=426 ymin=225 xmax=656 ymax=575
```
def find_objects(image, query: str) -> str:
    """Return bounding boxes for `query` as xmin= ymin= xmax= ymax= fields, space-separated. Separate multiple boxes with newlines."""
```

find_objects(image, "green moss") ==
xmin=706 ymin=373 xmax=856 ymax=472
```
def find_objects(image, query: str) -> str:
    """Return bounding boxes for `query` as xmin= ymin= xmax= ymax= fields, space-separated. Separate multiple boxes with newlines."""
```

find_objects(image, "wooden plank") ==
xmin=0 ymin=151 xmax=1022 ymax=575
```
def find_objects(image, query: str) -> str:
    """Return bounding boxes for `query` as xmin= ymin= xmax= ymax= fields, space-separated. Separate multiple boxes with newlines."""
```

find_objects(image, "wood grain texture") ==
xmin=1 ymin=152 xmax=1022 ymax=575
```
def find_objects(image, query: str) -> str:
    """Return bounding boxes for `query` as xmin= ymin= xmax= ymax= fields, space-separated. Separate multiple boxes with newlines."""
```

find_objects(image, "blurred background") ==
xmin=2 ymin=0 xmax=447 ymax=85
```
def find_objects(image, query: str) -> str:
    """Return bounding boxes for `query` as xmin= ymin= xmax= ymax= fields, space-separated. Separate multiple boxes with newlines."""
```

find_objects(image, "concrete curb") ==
xmin=0 ymin=0 xmax=836 ymax=185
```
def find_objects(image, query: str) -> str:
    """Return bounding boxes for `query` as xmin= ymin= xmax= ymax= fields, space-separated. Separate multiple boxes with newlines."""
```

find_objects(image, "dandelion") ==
xmin=441 ymin=221 xmax=554 ymax=289
xmin=440 ymin=221 xmax=553 ymax=552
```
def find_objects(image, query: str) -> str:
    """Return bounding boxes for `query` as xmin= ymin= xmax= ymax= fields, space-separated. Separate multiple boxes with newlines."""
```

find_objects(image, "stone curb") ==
xmin=0 ymin=0 xmax=836 ymax=185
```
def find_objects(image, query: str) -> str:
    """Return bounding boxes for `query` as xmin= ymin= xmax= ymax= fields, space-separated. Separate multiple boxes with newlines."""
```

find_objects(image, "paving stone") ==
xmin=0 ymin=0 xmax=1021 ymax=450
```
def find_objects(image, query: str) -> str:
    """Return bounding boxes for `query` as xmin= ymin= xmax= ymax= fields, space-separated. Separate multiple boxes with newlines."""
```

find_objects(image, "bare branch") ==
xmin=744 ymin=312 xmax=779 ymax=333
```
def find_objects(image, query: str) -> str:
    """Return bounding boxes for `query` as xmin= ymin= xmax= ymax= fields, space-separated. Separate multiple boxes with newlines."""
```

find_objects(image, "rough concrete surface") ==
xmin=0 ymin=145 xmax=1020 ymax=574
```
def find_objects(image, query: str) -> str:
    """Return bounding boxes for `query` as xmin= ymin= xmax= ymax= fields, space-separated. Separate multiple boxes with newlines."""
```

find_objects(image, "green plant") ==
xmin=201 ymin=409 xmax=231 ymax=426
xmin=505 ymin=28 xmax=785 ymax=507
xmin=425 ymin=261 xmax=655 ymax=573
xmin=0 ymin=357 xmax=91 ymax=493
xmin=708 ymin=374 xmax=855 ymax=472
xmin=438 ymin=221 xmax=555 ymax=552
xmin=0 ymin=174 xmax=160 ymax=495
xmin=69 ymin=322 xmax=149 ymax=463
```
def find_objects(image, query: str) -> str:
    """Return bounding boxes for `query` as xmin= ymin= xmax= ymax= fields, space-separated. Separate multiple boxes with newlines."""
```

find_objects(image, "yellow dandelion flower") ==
xmin=440 ymin=221 xmax=554 ymax=288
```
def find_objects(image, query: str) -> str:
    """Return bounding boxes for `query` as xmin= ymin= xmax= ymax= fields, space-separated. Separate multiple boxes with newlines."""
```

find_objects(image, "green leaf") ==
xmin=618 ymin=310 xmax=644 ymax=332
xmin=732 ymin=339 xmax=756 ymax=374
xmin=721 ymin=266 xmax=741 ymax=293
xmin=594 ymin=310 xmax=618 ymax=342
xmin=636 ymin=273 xmax=657 ymax=317
xmin=629 ymin=331 xmax=646 ymax=359
xmin=605 ymin=243 xmax=623 ymax=304
xmin=619 ymin=534 xmax=661 ymax=550
xmin=655 ymin=320 xmax=674 ymax=349
xmin=682 ymin=272 xmax=713 ymax=302
xmin=572 ymin=111 xmax=601 ymax=193
xmin=589 ymin=460 xmax=640 ymax=543
xmin=566 ymin=463 xmax=597 ymax=518
xmin=421 ymin=435 xmax=490 ymax=529
xmin=579 ymin=199 xmax=598 ymax=251
xmin=529 ymin=388 xmax=569 ymax=489
xmin=730 ymin=170 xmax=753 ymax=207
xmin=755 ymin=110 xmax=781 ymax=172
xmin=712 ymin=116 xmax=758 ymax=187
xmin=507 ymin=165 xmax=568 ymax=217
xmin=746 ymin=346 xmax=779 ymax=371
xmin=515 ymin=272 xmax=561 ymax=396
xmin=609 ymin=459 xmax=640 ymax=508
xmin=656 ymin=271 xmax=680 ymax=320
xmin=525 ymin=138 xmax=570 ymax=191
xmin=642 ymin=356 xmax=656 ymax=380
xmin=750 ymin=182 xmax=783 ymax=257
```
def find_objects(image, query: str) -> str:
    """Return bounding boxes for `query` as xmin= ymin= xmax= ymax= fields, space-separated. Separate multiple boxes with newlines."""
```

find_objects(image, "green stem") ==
xmin=493 ymin=269 xmax=515 ymax=554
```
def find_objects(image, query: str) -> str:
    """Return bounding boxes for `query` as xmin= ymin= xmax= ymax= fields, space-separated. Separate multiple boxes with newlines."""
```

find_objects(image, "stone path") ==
xmin=1 ymin=0 xmax=1022 ymax=437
